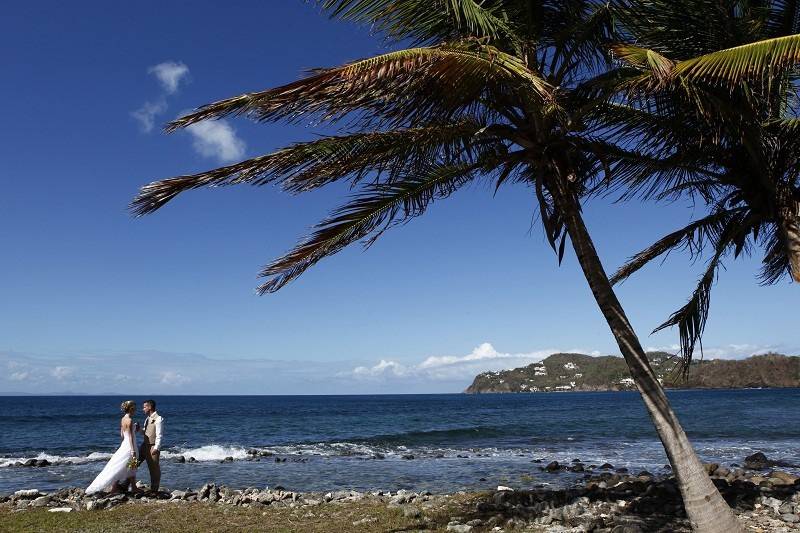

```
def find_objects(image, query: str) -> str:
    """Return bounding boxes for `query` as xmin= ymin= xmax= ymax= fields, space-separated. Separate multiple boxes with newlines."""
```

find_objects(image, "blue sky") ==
xmin=1 ymin=2 xmax=797 ymax=395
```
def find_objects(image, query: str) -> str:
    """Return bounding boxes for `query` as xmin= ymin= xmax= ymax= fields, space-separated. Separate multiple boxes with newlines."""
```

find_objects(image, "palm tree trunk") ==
xmin=778 ymin=200 xmax=800 ymax=283
xmin=548 ymin=176 xmax=743 ymax=533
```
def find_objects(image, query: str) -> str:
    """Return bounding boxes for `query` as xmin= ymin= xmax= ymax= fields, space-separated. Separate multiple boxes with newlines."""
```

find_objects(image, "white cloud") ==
xmin=50 ymin=366 xmax=74 ymax=381
xmin=352 ymin=359 xmax=409 ymax=378
xmin=131 ymin=99 xmax=167 ymax=133
xmin=159 ymin=371 xmax=191 ymax=386
xmin=10 ymin=371 xmax=29 ymax=381
xmin=644 ymin=343 xmax=782 ymax=359
xmin=345 ymin=342 xmax=601 ymax=382
xmin=186 ymin=120 xmax=246 ymax=162
xmin=148 ymin=61 xmax=190 ymax=94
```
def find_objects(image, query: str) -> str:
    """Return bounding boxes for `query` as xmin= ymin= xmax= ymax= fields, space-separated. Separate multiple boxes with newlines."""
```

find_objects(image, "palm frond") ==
xmin=610 ymin=208 xmax=740 ymax=285
xmin=651 ymin=249 xmax=721 ymax=372
xmin=672 ymin=33 xmax=800 ymax=84
xmin=759 ymin=222 xmax=793 ymax=284
xmin=131 ymin=120 xmax=490 ymax=215
xmin=320 ymin=0 xmax=516 ymax=43
xmin=256 ymin=161 xmax=483 ymax=293
xmin=166 ymin=43 xmax=551 ymax=132
xmin=610 ymin=44 xmax=675 ymax=81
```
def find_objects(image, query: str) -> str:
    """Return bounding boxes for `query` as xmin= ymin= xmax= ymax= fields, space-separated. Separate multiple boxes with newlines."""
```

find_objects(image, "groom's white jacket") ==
xmin=143 ymin=412 xmax=164 ymax=451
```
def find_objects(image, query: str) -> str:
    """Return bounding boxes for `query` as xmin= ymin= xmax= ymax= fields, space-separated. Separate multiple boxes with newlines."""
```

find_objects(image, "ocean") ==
xmin=1 ymin=390 xmax=798 ymax=494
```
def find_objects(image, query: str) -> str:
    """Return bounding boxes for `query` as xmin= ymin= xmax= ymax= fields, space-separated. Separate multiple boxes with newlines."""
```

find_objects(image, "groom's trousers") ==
xmin=139 ymin=438 xmax=161 ymax=492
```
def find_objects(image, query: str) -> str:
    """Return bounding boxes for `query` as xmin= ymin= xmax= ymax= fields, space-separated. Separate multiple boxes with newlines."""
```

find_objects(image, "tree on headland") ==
xmin=129 ymin=2 xmax=793 ymax=530
xmin=606 ymin=1 xmax=800 ymax=366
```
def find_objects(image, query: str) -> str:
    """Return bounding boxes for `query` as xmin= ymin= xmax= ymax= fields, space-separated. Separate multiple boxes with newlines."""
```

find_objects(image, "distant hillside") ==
xmin=464 ymin=353 xmax=800 ymax=393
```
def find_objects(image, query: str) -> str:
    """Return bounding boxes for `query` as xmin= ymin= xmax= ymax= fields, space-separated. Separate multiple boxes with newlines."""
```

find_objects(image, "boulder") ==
xmin=744 ymin=452 xmax=770 ymax=470
xmin=544 ymin=461 xmax=561 ymax=472
xmin=30 ymin=496 xmax=51 ymax=507
xmin=768 ymin=471 xmax=799 ymax=485
xmin=175 ymin=456 xmax=185 ymax=463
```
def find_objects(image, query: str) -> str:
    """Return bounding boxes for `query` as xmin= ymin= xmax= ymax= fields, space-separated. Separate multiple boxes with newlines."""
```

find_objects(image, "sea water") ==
xmin=1 ymin=389 xmax=798 ymax=494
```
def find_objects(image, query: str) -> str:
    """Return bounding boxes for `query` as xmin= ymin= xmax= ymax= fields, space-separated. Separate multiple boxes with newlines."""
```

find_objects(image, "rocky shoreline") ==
xmin=3 ymin=453 xmax=799 ymax=532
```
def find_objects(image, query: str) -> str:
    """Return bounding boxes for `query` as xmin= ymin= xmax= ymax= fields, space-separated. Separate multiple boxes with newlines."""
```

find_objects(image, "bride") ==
xmin=86 ymin=400 xmax=141 ymax=495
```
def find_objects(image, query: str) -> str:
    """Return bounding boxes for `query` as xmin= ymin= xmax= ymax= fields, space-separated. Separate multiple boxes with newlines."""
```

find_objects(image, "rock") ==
xmin=769 ymin=470 xmax=799 ymax=485
xmin=703 ymin=463 xmax=719 ymax=475
xmin=713 ymin=466 xmax=730 ymax=477
xmin=446 ymin=523 xmax=473 ymax=532
xmin=372 ymin=453 xmax=385 ymax=460
xmin=401 ymin=454 xmax=415 ymax=460
xmin=782 ymin=514 xmax=799 ymax=523
xmin=221 ymin=456 xmax=234 ymax=463
xmin=187 ymin=457 xmax=197 ymax=463
xmin=48 ymin=507 xmax=73 ymax=513
xmin=615 ymin=467 xmax=629 ymax=473
xmin=571 ymin=463 xmax=585 ymax=472
xmin=760 ymin=496 xmax=782 ymax=513
xmin=496 ymin=485 xmax=513 ymax=491
xmin=175 ymin=456 xmax=186 ymax=463
xmin=35 ymin=459 xmax=50 ymax=467
xmin=22 ymin=459 xmax=37 ymax=467
xmin=106 ymin=494 xmax=128 ymax=508
xmin=544 ymin=461 xmax=561 ymax=472
xmin=612 ymin=526 xmax=643 ymax=533
xmin=30 ymin=496 xmax=51 ymax=507
xmin=599 ymin=463 xmax=614 ymax=470
xmin=85 ymin=500 xmax=97 ymax=511
xmin=389 ymin=494 xmax=408 ymax=505
xmin=744 ymin=452 xmax=770 ymax=470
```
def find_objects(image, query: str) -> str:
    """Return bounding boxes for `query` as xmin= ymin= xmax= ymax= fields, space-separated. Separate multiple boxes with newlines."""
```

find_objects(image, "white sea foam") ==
xmin=163 ymin=445 xmax=249 ymax=462
xmin=0 ymin=451 xmax=112 ymax=468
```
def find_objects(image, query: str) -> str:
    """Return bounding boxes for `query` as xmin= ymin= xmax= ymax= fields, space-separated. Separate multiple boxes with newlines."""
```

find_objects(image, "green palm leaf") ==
xmin=166 ymin=43 xmax=551 ymax=132
xmin=673 ymin=33 xmax=800 ymax=83
xmin=610 ymin=208 xmax=741 ymax=286
xmin=131 ymin=120 xmax=490 ymax=215
xmin=256 ymin=161 xmax=484 ymax=293
xmin=320 ymin=0 xmax=515 ymax=43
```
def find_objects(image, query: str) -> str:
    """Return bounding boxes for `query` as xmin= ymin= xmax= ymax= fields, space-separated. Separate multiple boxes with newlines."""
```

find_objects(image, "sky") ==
xmin=1 ymin=2 xmax=797 ymax=395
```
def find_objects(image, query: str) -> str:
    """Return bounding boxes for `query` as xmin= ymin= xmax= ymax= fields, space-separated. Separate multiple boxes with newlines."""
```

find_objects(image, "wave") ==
xmin=348 ymin=426 xmax=508 ymax=446
xmin=163 ymin=445 xmax=249 ymax=462
xmin=0 ymin=451 xmax=112 ymax=468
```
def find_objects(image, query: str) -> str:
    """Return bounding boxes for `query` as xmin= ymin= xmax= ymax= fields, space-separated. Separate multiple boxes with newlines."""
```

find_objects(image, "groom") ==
xmin=135 ymin=399 xmax=164 ymax=493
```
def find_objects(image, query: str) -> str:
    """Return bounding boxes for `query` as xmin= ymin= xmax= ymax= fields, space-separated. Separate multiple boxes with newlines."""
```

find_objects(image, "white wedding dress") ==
xmin=86 ymin=418 xmax=138 ymax=495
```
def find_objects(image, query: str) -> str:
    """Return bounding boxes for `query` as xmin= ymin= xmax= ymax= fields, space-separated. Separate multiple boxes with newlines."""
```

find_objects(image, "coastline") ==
xmin=3 ymin=460 xmax=799 ymax=532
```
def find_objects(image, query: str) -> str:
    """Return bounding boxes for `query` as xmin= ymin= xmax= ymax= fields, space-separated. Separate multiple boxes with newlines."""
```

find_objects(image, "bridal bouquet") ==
xmin=127 ymin=456 xmax=138 ymax=470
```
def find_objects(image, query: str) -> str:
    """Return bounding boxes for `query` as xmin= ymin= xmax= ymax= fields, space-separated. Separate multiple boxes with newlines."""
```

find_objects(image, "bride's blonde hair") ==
xmin=120 ymin=400 xmax=136 ymax=414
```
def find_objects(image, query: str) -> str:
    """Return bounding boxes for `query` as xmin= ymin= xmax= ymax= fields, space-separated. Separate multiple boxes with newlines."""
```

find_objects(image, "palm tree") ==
xmin=131 ymin=2 xmax=743 ymax=530
xmin=604 ymin=1 xmax=800 ymax=367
